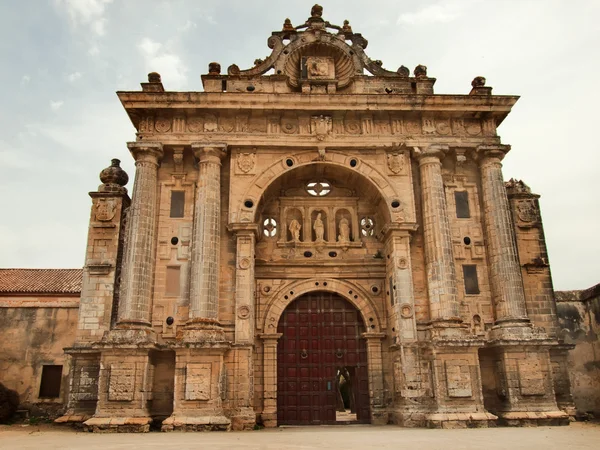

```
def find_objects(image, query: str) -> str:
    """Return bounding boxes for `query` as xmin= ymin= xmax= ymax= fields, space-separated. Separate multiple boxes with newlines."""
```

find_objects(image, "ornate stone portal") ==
xmin=60 ymin=5 xmax=572 ymax=431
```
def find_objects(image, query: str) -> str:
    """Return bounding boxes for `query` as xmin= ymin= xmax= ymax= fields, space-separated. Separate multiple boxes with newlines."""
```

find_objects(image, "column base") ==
xmin=429 ymin=320 xmax=470 ymax=339
xmin=54 ymin=414 xmax=92 ymax=426
xmin=230 ymin=408 xmax=257 ymax=431
xmin=83 ymin=416 xmax=152 ymax=433
xmin=183 ymin=319 xmax=226 ymax=343
xmin=260 ymin=410 xmax=277 ymax=428
xmin=496 ymin=410 xmax=570 ymax=427
xmin=161 ymin=415 xmax=231 ymax=432
xmin=102 ymin=327 xmax=157 ymax=345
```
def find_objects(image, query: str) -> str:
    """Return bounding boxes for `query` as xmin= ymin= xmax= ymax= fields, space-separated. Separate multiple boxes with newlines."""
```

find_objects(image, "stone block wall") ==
xmin=555 ymin=284 xmax=600 ymax=415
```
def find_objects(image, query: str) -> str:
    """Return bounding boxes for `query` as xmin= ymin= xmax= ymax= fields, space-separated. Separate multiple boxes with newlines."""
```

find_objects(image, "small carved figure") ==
xmin=338 ymin=218 xmax=350 ymax=243
xmin=342 ymin=20 xmax=352 ymax=33
xmin=414 ymin=64 xmax=427 ymax=78
xmin=313 ymin=213 xmax=325 ymax=242
xmin=289 ymin=219 xmax=302 ymax=243
xmin=471 ymin=76 xmax=486 ymax=87
xmin=208 ymin=62 xmax=221 ymax=75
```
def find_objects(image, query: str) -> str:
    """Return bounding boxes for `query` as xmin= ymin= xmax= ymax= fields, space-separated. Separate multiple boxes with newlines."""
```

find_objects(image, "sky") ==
xmin=0 ymin=0 xmax=598 ymax=291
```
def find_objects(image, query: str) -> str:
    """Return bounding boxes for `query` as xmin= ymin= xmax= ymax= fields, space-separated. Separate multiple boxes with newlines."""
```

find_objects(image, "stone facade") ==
xmin=0 ymin=5 xmax=577 ymax=430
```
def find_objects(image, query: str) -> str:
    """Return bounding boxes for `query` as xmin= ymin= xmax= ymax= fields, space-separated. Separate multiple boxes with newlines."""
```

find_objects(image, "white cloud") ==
xmin=88 ymin=45 xmax=100 ymax=56
xmin=67 ymin=71 xmax=82 ymax=82
xmin=137 ymin=38 xmax=188 ymax=89
xmin=179 ymin=20 xmax=197 ymax=32
xmin=55 ymin=0 xmax=113 ymax=36
xmin=20 ymin=74 xmax=31 ymax=85
xmin=398 ymin=1 xmax=472 ymax=25
xmin=50 ymin=100 xmax=64 ymax=111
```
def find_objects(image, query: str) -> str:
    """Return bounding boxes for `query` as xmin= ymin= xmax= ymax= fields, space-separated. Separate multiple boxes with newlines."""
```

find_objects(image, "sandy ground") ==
xmin=1 ymin=422 xmax=599 ymax=450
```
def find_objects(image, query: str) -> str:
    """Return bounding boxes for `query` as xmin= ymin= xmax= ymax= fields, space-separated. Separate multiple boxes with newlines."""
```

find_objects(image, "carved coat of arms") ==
xmin=311 ymin=115 xmax=332 ymax=141
xmin=95 ymin=198 xmax=117 ymax=222
xmin=516 ymin=200 xmax=537 ymax=223
xmin=237 ymin=153 xmax=256 ymax=174
xmin=387 ymin=153 xmax=405 ymax=175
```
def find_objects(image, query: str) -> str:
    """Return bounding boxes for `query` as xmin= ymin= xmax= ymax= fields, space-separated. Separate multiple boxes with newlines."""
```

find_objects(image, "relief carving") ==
xmin=311 ymin=115 xmax=332 ymax=140
xmin=204 ymin=113 xmax=218 ymax=132
xmin=172 ymin=115 xmax=186 ymax=133
xmin=344 ymin=119 xmax=361 ymax=135
xmin=236 ymin=152 xmax=256 ymax=174
xmin=422 ymin=117 xmax=435 ymax=135
xmin=405 ymin=119 xmax=421 ymax=135
xmin=516 ymin=200 xmax=537 ymax=223
xmin=155 ymin=117 xmax=171 ymax=133
xmin=386 ymin=153 xmax=406 ymax=175
xmin=436 ymin=119 xmax=451 ymax=135
xmin=95 ymin=198 xmax=117 ymax=222
xmin=219 ymin=115 xmax=235 ymax=132
xmin=281 ymin=117 xmax=299 ymax=134
xmin=187 ymin=116 xmax=203 ymax=133
xmin=465 ymin=120 xmax=481 ymax=136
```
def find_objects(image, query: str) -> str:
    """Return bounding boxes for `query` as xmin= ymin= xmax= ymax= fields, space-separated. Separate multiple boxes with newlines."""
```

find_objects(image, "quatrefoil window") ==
xmin=306 ymin=180 xmax=331 ymax=196
xmin=360 ymin=217 xmax=375 ymax=237
xmin=263 ymin=218 xmax=277 ymax=237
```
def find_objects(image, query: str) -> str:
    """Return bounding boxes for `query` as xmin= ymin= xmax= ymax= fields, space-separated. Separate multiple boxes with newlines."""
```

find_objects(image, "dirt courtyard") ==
xmin=1 ymin=423 xmax=599 ymax=450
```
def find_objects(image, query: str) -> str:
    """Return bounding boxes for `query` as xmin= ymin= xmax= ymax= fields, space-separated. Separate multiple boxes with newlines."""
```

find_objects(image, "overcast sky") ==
xmin=0 ymin=0 xmax=598 ymax=290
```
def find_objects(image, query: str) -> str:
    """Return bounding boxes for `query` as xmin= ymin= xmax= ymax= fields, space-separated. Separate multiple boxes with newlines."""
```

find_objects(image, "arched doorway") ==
xmin=276 ymin=291 xmax=370 ymax=425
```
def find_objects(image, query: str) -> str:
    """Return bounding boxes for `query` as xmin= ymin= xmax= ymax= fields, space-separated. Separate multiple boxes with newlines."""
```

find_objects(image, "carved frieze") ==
xmin=311 ymin=115 xmax=332 ymax=140
xmin=187 ymin=116 xmax=203 ymax=133
xmin=204 ymin=113 xmax=218 ymax=132
xmin=281 ymin=116 xmax=299 ymax=134
xmin=172 ymin=115 xmax=186 ymax=133
xmin=219 ymin=115 xmax=235 ymax=132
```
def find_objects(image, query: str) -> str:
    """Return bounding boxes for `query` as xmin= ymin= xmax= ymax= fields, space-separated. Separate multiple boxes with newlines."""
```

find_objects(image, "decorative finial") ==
xmin=208 ymin=62 xmax=221 ymax=75
xmin=471 ymin=76 xmax=486 ymax=87
xmin=397 ymin=66 xmax=410 ymax=77
xmin=148 ymin=72 xmax=161 ymax=83
xmin=99 ymin=159 xmax=129 ymax=189
xmin=283 ymin=18 xmax=294 ymax=31
xmin=311 ymin=4 xmax=323 ymax=18
xmin=342 ymin=20 xmax=352 ymax=33
xmin=414 ymin=65 xmax=427 ymax=78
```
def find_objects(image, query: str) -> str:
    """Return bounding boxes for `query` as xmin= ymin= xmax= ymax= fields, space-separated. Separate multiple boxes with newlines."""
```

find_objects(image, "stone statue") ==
xmin=313 ymin=213 xmax=324 ymax=242
xmin=289 ymin=219 xmax=301 ymax=243
xmin=338 ymin=218 xmax=350 ymax=243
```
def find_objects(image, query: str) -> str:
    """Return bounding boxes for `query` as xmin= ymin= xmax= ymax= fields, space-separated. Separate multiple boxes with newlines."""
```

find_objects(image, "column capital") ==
xmin=191 ymin=142 xmax=227 ymax=162
xmin=361 ymin=332 xmax=386 ymax=341
xmin=127 ymin=141 xmax=163 ymax=164
xmin=379 ymin=222 xmax=418 ymax=242
xmin=228 ymin=222 xmax=260 ymax=237
xmin=258 ymin=332 xmax=283 ymax=342
xmin=414 ymin=144 xmax=449 ymax=165
xmin=476 ymin=144 xmax=511 ymax=164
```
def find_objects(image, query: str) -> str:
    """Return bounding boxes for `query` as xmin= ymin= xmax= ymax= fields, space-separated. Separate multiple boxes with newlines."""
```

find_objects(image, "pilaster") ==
xmin=259 ymin=333 xmax=282 ymax=428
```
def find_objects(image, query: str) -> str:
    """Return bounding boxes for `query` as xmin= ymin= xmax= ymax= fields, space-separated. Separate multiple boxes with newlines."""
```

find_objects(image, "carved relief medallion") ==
xmin=305 ymin=56 xmax=334 ymax=79
xmin=281 ymin=117 xmax=299 ymax=134
xmin=239 ymin=257 xmax=251 ymax=269
xmin=400 ymin=303 xmax=413 ymax=319
xmin=187 ymin=116 xmax=203 ymax=133
xmin=436 ymin=119 xmax=451 ymax=135
xmin=219 ymin=116 xmax=235 ymax=132
xmin=237 ymin=153 xmax=256 ymax=174
xmin=95 ymin=198 xmax=117 ymax=222
xmin=345 ymin=119 xmax=361 ymax=134
xmin=405 ymin=119 xmax=421 ymax=134
xmin=466 ymin=120 xmax=482 ymax=136
xmin=155 ymin=117 xmax=171 ymax=133
xmin=237 ymin=305 xmax=251 ymax=319
xmin=397 ymin=257 xmax=409 ymax=269
xmin=387 ymin=153 xmax=406 ymax=175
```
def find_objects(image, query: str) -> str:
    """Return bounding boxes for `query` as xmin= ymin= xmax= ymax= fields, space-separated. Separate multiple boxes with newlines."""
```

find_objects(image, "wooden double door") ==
xmin=277 ymin=291 xmax=370 ymax=425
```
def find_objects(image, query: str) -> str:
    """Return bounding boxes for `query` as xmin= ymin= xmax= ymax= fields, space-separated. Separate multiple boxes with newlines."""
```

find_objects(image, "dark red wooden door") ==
xmin=277 ymin=291 xmax=370 ymax=425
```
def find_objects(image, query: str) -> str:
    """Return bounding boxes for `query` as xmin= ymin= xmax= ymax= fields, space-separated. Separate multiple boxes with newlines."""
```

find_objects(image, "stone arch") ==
xmin=261 ymin=278 xmax=384 ymax=335
xmin=236 ymin=150 xmax=401 ymax=225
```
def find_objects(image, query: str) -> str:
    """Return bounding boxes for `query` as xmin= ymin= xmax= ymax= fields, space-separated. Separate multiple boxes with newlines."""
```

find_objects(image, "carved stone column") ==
xmin=417 ymin=145 xmax=463 ymax=332
xmin=117 ymin=142 xmax=163 ymax=330
xmin=259 ymin=333 xmax=282 ymax=428
xmin=478 ymin=145 xmax=530 ymax=328
xmin=363 ymin=332 xmax=387 ymax=425
xmin=186 ymin=143 xmax=227 ymax=339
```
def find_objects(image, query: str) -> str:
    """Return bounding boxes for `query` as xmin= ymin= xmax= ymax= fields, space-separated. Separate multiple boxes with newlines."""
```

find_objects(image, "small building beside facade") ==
xmin=1 ymin=5 xmax=593 ymax=431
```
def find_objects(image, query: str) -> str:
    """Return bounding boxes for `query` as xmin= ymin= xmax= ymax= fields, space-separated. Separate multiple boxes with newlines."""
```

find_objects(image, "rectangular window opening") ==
xmin=463 ymin=265 xmax=480 ymax=295
xmin=39 ymin=365 xmax=62 ymax=398
xmin=165 ymin=266 xmax=181 ymax=296
xmin=170 ymin=191 xmax=185 ymax=218
xmin=455 ymin=191 xmax=471 ymax=218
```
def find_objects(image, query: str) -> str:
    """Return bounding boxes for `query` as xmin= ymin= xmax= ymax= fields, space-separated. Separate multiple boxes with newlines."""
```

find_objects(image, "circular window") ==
xmin=306 ymin=180 xmax=331 ymax=197
xmin=263 ymin=218 xmax=277 ymax=237
xmin=360 ymin=217 xmax=375 ymax=237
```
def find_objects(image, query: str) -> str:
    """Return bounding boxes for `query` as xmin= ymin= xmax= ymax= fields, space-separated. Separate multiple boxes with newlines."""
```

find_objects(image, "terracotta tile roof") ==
xmin=0 ymin=269 xmax=83 ymax=295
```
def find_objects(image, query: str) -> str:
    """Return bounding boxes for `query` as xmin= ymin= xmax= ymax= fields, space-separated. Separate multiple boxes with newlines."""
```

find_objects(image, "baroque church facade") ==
xmin=41 ymin=6 xmax=575 ymax=430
